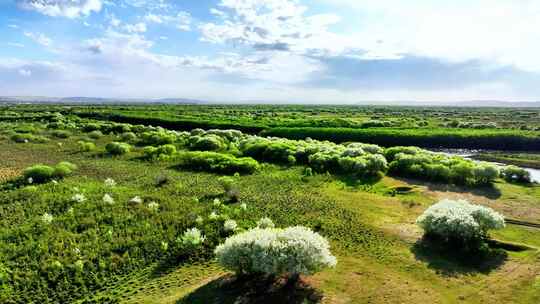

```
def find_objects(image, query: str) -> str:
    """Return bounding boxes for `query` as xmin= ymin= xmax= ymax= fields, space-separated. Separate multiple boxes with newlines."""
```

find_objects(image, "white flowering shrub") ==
xmin=147 ymin=202 xmax=160 ymax=212
xmin=178 ymin=228 xmax=206 ymax=248
xmin=416 ymin=199 xmax=505 ymax=242
xmin=104 ymin=178 xmax=116 ymax=187
xmin=102 ymin=194 xmax=114 ymax=205
xmin=129 ymin=196 xmax=143 ymax=204
xmin=215 ymin=226 xmax=337 ymax=277
xmin=41 ymin=212 xmax=53 ymax=224
xmin=223 ymin=219 xmax=238 ymax=232
xmin=256 ymin=217 xmax=275 ymax=229
xmin=71 ymin=194 xmax=87 ymax=203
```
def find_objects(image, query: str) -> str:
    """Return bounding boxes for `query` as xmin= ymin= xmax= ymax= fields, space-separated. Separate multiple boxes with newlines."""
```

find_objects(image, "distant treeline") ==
xmin=262 ymin=127 xmax=540 ymax=151
xmin=72 ymin=112 xmax=540 ymax=151
xmin=74 ymin=112 xmax=266 ymax=133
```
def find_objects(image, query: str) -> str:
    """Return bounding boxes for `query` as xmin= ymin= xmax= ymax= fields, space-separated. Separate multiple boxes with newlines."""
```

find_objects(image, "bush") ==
xmin=189 ymin=135 xmax=227 ymax=151
xmin=215 ymin=226 xmax=337 ymax=278
xmin=51 ymin=130 xmax=71 ymax=139
xmin=87 ymin=130 xmax=103 ymax=139
xmin=53 ymin=162 xmax=77 ymax=178
xmin=416 ymin=199 xmax=505 ymax=245
xmin=105 ymin=142 xmax=131 ymax=155
xmin=120 ymin=132 xmax=137 ymax=142
xmin=78 ymin=141 xmax=96 ymax=152
xmin=23 ymin=165 xmax=55 ymax=183
xmin=501 ymin=165 xmax=531 ymax=183
xmin=143 ymin=144 xmax=177 ymax=160
xmin=139 ymin=131 xmax=177 ymax=146
xmin=175 ymin=151 xmax=260 ymax=174
xmin=23 ymin=162 xmax=77 ymax=183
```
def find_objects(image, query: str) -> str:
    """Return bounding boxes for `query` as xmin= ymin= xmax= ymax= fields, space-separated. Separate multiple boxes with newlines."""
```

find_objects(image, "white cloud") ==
xmin=8 ymin=24 xmax=19 ymax=29
xmin=18 ymin=0 xmax=103 ymax=18
xmin=144 ymin=12 xmax=193 ymax=31
xmin=7 ymin=42 xmax=25 ymax=48
xmin=319 ymin=0 xmax=540 ymax=72
xmin=24 ymin=31 xmax=52 ymax=47
xmin=18 ymin=69 xmax=32 ymax=77
xmin=123 ymin=22 xmax=147 ymax=33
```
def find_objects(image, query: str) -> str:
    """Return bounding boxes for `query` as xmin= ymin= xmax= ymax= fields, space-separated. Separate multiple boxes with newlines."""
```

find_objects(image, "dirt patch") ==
xmin=0 ymin=167 xmax=20 ymax=182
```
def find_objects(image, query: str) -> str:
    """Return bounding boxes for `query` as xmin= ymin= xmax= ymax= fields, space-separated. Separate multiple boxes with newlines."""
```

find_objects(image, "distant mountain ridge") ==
xmin=0 ymin=96 xmax=539 ymax=107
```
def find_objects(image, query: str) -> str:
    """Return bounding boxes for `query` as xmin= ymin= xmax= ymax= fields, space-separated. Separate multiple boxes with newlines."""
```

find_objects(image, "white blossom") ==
xmin=147 ymin=201 xmax=160 ymax=212
xmin=72 ymin=194 xmax=86 ymax=203
xmin=224 ymin=219 xmax=238 ymax=232
xmin=215 ymin=226 xmax=337 ymax=276
xmin=209 ymin=211 xmax=219 ymax=220
xmin=416 ymin=199 xmax=505 ymax=240
xmin=104 ymin=178 xmax=116 ymax=187
xmin=129 ymin=196 xmax=143 ymax=204
xmin=179 ymin=227 xmax=206 ymax=247
xmin=256 ymin=217 xmax=275 ymax=229
xmin=102 ymin=194 xmax=114 ymax=205
xmin=239 ymin=203 xmax=247 ymax=211
xmin=41 ymin=212 xmax=53 ymax=224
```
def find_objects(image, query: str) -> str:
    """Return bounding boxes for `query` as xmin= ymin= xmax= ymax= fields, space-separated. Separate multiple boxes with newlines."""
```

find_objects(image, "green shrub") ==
xmin=23 ymin=162 xmax=78 ymax=183
xmin=23 ymin=165 xmax=55 ymax=183
xmin=10 ymin=133 xmax=34 ymax=143
xmin=501 ymin=165 xmax=531 ymax=183
xmin=88 ymin=130 xmax=103 ymax=139
xmin=142 ymin=144 xmax=177 ymax=160
xmin=175 ymin=151 xmax=259 ymax=174
xmin=188 ymin=135 xmax=226 ymax=151
xmin=78 ymin=141 xmax=96 ymax=152
xmin=53 ymin=162 xmax=77 ymax=178
xmin=105 ymin=142 xmax=131 ymax=155
xmin=52 ymin=130 xmax=71 ymax=139
xmin=120 ymin=132 xmax=137 ymax=142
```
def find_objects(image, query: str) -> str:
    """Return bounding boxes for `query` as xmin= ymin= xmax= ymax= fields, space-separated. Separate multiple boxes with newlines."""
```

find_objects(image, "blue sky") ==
xmin=1 ymin=0 xmax=540 ymax=103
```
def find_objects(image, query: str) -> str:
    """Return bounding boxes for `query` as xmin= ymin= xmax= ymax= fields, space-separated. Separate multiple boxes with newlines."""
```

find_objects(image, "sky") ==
xmin=1 ymin=0 xmax=540 ymax=103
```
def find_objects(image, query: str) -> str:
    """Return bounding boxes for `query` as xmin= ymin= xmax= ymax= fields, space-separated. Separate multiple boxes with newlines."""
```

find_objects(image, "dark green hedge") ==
xmin=261 ymin=127 xmax=540 ymax=151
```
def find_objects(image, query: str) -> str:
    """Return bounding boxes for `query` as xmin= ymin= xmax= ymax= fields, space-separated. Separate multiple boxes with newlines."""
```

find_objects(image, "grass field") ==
xmin=0 ymin=106 xmax=539 ymax=303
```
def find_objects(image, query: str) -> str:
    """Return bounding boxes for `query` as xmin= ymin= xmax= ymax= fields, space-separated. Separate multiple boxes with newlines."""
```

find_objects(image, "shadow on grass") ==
xmin=177 ymin=274 xmax=323 ymax=304
xmin=411 ymin=236 xmax=508 ymax=277
xmin=335 ymin=172 xmax=384 ymax=188
xmin=390 ymin=176 xmax=502 ymax=200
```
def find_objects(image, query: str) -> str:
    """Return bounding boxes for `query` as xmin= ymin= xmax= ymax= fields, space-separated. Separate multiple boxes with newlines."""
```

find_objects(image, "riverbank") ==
xmin=472 ymin=153 xmax=540 ymax=169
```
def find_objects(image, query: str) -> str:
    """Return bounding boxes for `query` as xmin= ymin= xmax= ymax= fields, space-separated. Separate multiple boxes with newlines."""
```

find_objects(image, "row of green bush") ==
xmin=262 ymin=127 xmax=540 ymax=151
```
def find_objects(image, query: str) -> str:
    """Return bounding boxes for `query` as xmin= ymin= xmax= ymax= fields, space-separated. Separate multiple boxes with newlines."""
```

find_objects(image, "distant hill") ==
xmin=0 ymin=96 xmax=539 ymax=107
xmin=0 ymin=96 xmax=208 ymax=105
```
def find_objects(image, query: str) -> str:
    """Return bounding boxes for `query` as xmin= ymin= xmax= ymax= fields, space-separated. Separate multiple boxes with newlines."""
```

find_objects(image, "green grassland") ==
xmin=3 ymin=104 xmax=540 ymax=150
xmin=0 ymin=106 xmax=539 ymax=303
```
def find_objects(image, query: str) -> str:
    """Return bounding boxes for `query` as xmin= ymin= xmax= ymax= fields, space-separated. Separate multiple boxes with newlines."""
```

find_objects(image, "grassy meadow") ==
xmin=0 ymin=105 xmax=538 ymax=304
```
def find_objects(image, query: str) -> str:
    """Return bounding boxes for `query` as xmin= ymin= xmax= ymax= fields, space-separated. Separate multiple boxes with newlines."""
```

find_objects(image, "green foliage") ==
xmin=175 ymin=151 xmax=260 ymax=174
xmin=120 ymin=132 xmax=137 ymax=142
xmin=105 ymin=142 xmax=131 ymax=155
xmin=501 ymin=165 xmax=531 ymax=183
xmin=387 ymin=147 xmax=500 ymax=185
xmin=78 ymin=141 xmax=96 ymax=152
xmin=52 ymin=130 xmax=71 ymax=139
xmin=23 ymin=162 xmax=77 ymax=183
xmin=87 ymin=130 xmax=103 ymax=139
xmin=189 ymin=134 xmax=227 ymax=151
xmin=23 ymin=165 xmax=55 ymax=183
xmin=142 ymin=144 xmax=177 ymax=160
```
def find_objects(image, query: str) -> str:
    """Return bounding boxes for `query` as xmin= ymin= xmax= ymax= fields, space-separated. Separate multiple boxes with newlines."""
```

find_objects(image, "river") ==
xmin=428 ymin=149 xmax=540 ymax=183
